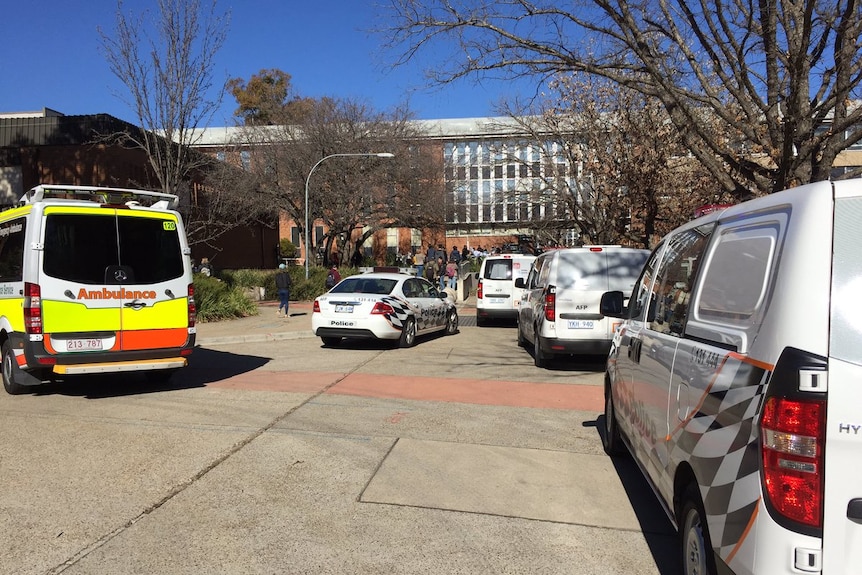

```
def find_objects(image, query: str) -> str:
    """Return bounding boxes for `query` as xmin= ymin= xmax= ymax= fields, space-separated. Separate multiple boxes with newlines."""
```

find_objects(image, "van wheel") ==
xmin=680 ymin=483 xmax=717 ymax=575
xmin=476 ymin=314 xmax=486 ymax=327
xmin=602 ymin=380 xmax=625 ymax=456
xmin=445 ymin=309 xmax=459 ymax=335
xmin=2 ymin=340 xmax=28 ymax=395
xmin=321 ymin=337 xmax=342 ymax=347
xmin=399 ymin=318 xmax=417 ymax=348
xmin=533 ymin=334 xmax=550 ymax=368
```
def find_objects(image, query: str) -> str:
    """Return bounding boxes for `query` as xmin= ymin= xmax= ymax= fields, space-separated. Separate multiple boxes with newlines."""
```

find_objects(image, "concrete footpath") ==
xmin=195 ymin=296 xmax=477 ymax=346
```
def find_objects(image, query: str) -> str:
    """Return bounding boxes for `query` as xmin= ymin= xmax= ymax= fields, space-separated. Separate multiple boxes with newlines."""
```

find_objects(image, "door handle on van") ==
xmin=848 ymin=499 xmax=862 ymax=522
xmin=124 ymin=301 xmax=148 ymax=310
xmin=629 ymin=338 xmax=643 ymax=363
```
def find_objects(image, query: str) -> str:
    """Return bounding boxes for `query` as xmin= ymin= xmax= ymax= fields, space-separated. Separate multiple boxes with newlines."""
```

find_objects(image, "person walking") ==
xmin=275 ymin=263 xmax=292 ymax=317
xmin=413 ymin=250 xmax=425 ymax=278
xmin=446 ymin=259 xmax=458 ymax=289
xmin=437 ymin=256 xmax=447 ymax=291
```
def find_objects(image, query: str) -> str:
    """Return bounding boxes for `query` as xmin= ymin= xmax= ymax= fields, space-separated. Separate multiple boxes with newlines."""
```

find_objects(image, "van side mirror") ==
xmin=514 ymin=277 xmax=526 ymax=289
xmin=600 ymin=291 xmax=625 ymax=318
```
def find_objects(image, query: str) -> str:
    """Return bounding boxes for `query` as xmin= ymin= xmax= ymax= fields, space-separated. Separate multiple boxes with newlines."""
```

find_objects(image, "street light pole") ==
xmin=304 ymin=152 xmax=395 ymax=279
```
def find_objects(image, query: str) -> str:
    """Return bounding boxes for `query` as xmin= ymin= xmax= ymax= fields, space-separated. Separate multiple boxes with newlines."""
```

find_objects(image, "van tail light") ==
xmin=313 ymin=300 xmax=321 ymax=313
xmin=371 ymin=302 xmax=395 ymax=315
xmin=24 ymin=282 xmax=42 ymax=334
xmin=544 ymin=286 xmax=556 ymax=322
xmin=760 ymin=348 xmax=827 ymax=530
xmin=477 ymin=279 xmax=484 ymax=299
xmin=187 ymin=284 xmax=196 ymax=328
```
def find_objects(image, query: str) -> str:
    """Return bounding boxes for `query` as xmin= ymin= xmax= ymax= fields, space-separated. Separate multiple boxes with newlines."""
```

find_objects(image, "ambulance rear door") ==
xmin=39 ymin=206 xmax=189 ymax=355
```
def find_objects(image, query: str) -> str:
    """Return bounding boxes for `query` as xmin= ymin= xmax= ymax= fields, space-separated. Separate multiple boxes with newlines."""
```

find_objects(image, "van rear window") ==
xmin=43 ymin=213 xmax=183 ymax=285
xmin=483 ymin=260 xmax=513 ymax=280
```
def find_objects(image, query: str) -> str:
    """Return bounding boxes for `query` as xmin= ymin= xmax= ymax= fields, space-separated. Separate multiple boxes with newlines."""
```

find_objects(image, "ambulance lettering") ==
xmin=76 ymin=288 xmax=157 ymax=300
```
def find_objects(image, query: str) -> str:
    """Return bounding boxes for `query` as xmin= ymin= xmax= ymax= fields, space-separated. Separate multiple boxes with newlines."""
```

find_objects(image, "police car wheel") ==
xmin=321 ymin=337 xmax=342 ymax=347
xmin=680 ymin=483 xmax=717 ymax=575
xmin=602 ymin=381 xmax=625 ymax=456
xmin=399 ymin=318 xmax=417 ymax=348
xmin=445 ymin=309 xmax=459 ymax=335
xmin=2 ymin=341 xmax=27 ymax=395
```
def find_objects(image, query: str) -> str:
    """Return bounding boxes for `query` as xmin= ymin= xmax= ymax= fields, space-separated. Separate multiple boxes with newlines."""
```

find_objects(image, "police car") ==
xmin=312 ymin=272 xmax=458 ymax=347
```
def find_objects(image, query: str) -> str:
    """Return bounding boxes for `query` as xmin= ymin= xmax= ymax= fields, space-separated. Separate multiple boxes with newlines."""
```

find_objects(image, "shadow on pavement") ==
xmin=31 ymin=348 xmax=271 ymax=399
xmin=589 ymin=416 xmax=680 ymax=575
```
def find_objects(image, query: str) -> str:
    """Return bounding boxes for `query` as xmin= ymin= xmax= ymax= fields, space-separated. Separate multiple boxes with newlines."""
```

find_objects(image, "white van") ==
xmin=600 ymin=179 xmax=862 ymax=575
xmin=0 ymin=184 xmax=196 ymax=394
xmin=475 ymin=254 xmax=536 ymax=326
xmin=516 ymin=246 xmax=649 ymax=366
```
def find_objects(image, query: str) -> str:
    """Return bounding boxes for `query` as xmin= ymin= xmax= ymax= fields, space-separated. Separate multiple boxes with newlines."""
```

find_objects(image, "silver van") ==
xmin=516 ymin=246 xmax=649 ymax=366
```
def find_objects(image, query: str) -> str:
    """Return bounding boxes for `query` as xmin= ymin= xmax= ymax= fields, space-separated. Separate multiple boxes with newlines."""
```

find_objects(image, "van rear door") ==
xmin=39 ymin=207 xmax=189 ymax=355
xmin=822 ymin=183 xmax=862 ymax=572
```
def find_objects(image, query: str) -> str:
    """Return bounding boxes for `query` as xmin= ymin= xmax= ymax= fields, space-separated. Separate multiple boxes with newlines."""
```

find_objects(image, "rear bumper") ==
xmin=314 ymin=326 xmax=399 ymax=340
xmin=476 ymin=307 xmax=518 ymax=320
xmin=538 ymin=335 xmax=612 ymax=356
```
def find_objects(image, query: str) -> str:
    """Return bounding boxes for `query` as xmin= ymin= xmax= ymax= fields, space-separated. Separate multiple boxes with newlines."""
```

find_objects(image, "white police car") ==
xmin=312 ymin=272 xmax=458 ymax=347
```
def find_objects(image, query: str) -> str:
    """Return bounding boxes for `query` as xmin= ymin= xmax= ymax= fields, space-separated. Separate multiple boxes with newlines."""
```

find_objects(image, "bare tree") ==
xmin=502 ymin=75 xmax=731 ymax=248
xmin=99 ymin=0 xmax=229 ymax=198
xmin=382 ymin=0 xmax=862 ymax=198
xmin=232 ymin=91 xmax=442 ymax=266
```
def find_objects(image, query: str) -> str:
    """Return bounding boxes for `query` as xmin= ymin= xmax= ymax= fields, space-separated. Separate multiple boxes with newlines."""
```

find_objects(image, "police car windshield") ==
xmin=330 ymin=277 xmax=397 ymax=295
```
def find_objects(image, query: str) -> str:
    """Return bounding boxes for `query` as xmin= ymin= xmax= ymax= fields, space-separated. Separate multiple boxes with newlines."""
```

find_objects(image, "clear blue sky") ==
xmin=0 ymin=0 xmax=533 ymax=127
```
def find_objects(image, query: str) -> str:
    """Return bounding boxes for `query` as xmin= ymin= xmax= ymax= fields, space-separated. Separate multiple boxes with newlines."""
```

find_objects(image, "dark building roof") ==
xmin=0 ymin=113 xmax=138 ymax=148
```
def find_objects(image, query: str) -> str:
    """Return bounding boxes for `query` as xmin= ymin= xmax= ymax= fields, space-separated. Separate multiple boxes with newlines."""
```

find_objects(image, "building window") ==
xmin=240 ymin=150 xmax=251 ymax=171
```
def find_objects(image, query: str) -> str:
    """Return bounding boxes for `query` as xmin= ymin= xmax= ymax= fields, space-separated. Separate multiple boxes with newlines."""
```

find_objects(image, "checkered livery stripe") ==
xmin=378 ymin=296 xmax=453 ymax=332
xmin=669 ymin=354 xmax=770 ymax=564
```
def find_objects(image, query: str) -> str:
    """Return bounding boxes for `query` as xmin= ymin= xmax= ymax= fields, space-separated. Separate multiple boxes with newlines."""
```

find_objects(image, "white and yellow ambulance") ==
xmin=0 ymin=184 xmax=196 ymax=394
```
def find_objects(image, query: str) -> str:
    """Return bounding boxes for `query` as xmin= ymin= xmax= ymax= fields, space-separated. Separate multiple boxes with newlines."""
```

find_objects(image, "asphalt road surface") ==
xmin=0 ymin=317 xmax=678 ymax=575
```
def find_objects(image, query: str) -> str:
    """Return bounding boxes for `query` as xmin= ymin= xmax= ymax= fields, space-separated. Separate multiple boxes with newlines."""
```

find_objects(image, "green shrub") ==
xmin=193 ymin=274 xmax=257 ymax=322
xmin=279 ymin=238 xmax=297 ymax=258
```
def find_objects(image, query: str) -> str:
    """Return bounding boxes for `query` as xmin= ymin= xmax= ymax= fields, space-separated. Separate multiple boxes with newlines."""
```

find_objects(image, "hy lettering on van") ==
xmin=77 ymin=288 xmax=157 ymax=300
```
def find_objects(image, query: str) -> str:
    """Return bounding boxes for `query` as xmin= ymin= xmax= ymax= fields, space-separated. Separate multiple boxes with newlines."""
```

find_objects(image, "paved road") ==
xmin=0 ymin=304 xmax=678 ymax=575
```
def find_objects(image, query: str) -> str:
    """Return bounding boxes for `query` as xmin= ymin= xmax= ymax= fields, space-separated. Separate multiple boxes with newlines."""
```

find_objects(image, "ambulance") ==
xmin=0 ymin=184 xmax=196 ymax=394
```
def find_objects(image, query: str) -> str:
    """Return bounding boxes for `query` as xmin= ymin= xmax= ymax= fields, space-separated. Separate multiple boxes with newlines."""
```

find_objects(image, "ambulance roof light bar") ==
xmin=20 ymin=185 xmax=179 ymax=210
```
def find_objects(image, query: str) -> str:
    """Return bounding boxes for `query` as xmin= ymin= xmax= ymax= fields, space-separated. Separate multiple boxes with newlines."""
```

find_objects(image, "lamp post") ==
xmin=304 ymin=152 xmax=395 ymax=279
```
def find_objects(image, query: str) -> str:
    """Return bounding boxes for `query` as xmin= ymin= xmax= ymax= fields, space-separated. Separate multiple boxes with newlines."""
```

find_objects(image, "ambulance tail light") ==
xmin=477 ymin=279 xmax=484 ymax=299
xmin=187 ymin=284 xmax=196 ymax=327
xmin=760 ymin=348 xmax=827 ymax=531
xmin=24 ymin=282 xmax=42 ymax=334
xmin=544 ymin=286 xmax=556 ymax=322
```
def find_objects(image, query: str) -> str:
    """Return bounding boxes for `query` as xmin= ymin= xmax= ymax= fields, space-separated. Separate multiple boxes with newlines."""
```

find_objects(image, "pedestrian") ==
xmin=198 ymin=257 xmax=213 ymax=277
xmin=446 ymin=259 xmax=458 ymax=289
xmin=449 ymin=245 xmax=461 ymax=264
xmin=461 ymin=245 xmax=470 ymax=261
xmin=437 ymin=256 xmax=447 ymax=291
xmin=350 ymin=248 xmax=363 ymax=268
xmin=275 ymin=263 xmax=292 ymax=317
xmin=413 ymin=250 xmax=425 ymax=278
xmin=325 ymin=265 xmax=341 ymax=290
xmin=426 ymin=243 xmax=437 ymax=265
xmin=425 ymin=254 xmax=439 ymax=284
